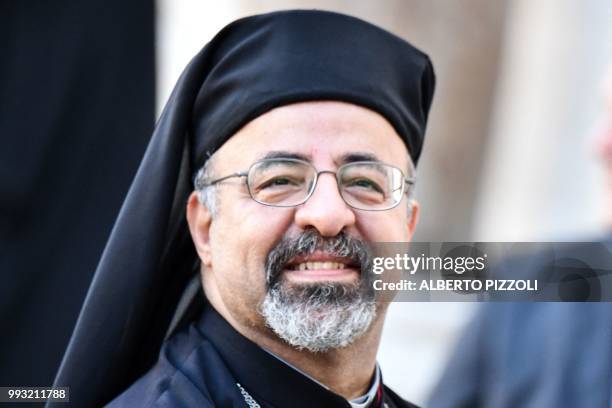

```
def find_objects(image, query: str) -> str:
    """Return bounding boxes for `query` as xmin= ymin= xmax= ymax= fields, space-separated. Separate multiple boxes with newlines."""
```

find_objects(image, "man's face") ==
xmin=188 ymin=101 xmax=417 ymax=349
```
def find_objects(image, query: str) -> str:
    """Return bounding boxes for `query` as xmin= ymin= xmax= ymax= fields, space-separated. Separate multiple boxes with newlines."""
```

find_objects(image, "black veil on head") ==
xmin=51 ymin=9 xmax=435 ymax=407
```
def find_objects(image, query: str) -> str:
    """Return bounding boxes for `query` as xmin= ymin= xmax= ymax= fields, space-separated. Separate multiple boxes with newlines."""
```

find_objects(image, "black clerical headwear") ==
xmin=50 ymin=9 xmax=435 ymax=407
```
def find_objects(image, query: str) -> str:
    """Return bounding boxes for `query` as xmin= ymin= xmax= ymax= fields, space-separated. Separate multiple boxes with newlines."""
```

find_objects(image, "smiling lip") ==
xmin=283 ymin=252 xmax=360 ymax=282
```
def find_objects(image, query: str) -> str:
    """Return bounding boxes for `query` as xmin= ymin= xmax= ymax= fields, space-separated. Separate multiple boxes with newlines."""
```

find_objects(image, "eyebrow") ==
xmin=259 ymin=151 xmax=310 ymax=161
xmin=257 ymin=150 xmax=381 ymax=164
xmin=337 ymin=152 xmax=381 ymax=164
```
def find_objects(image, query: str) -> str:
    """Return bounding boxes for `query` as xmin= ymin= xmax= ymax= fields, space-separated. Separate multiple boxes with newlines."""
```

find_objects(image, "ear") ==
xmin=406 ymin=200 xmax=420 ymax=240
xmin=186 ymin=191 xmax=213 ymax=267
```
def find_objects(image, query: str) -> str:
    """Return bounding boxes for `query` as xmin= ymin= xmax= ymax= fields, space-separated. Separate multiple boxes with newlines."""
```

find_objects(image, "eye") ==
xmin=259 ymin=176 xmax=299 ymax=189
xmin=346 ymin=178 xmax=384 ymax=193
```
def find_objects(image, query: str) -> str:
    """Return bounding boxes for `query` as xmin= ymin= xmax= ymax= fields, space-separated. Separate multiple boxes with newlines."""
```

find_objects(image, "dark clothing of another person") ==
xmin=429 ymin=240 xmax=612 ymax=408
xmin=430 ymin=303 xmax=612 ymax=408
xmin=0 ymin=0 xmax=153 ymax=390
xmin=111 ymin=305 xmax=418 ymax=408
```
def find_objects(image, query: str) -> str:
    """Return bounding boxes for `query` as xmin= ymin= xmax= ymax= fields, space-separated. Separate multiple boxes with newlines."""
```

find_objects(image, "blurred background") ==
xmin=2 ymin=0 xmax=612 ymax=406
xmin=157 ymin=1 xmax=612 ymax=405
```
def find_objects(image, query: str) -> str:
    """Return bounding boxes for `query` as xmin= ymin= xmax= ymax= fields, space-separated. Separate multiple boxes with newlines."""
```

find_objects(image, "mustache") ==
xmin=265 ymin=229 xmax=372 ymax=286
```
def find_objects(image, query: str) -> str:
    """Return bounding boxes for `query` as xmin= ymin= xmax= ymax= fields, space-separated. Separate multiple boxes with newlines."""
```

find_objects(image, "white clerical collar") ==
xmin=261 ymin=347 xmax=381 ymax=408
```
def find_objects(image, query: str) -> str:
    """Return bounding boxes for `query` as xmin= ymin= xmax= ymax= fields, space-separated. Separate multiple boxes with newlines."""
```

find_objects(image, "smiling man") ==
xmin=51 ymin=10 xmax=435 ymax=408
xmin=180 ymin=101 xmax=418 ymax=407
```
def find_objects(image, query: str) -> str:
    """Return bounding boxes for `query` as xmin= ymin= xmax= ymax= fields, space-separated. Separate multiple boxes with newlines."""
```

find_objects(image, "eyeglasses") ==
xmin=198 ymin=158 xmax=415 ymax=211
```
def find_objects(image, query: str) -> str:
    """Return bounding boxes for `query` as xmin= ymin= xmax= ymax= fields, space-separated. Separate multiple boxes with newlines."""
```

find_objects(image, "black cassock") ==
xmin=108 ymin=305 xmax=418 ymax=408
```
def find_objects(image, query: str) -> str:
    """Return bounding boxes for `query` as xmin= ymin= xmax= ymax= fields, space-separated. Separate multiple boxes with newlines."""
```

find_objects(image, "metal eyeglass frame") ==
xmin=198 ymin=157 xmax=416 ymax=211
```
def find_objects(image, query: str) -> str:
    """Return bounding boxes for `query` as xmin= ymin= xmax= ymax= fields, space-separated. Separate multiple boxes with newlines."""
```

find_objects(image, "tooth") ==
xmin=299 ymin=261 xmax=351 ymax=270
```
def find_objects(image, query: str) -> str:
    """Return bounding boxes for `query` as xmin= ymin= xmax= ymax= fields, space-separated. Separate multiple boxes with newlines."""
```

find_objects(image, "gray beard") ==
xmin=259 ymin=282 xmax=376 ymax=352
xmin=258 ymin=229 xmax=376 ymax=353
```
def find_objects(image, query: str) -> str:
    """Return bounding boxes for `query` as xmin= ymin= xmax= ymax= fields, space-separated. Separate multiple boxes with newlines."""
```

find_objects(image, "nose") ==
xmin=294 ymin=172 xmax=356 ymax=236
